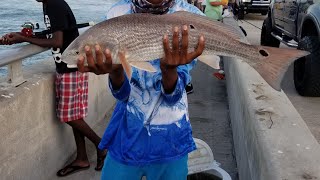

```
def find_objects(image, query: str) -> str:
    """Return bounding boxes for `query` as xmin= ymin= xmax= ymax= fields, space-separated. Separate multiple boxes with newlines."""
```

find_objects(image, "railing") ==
xmin=0 ymin=44 xmax=49 ymax=86
xmin=0 ymin=26 xmax=91 ymax=87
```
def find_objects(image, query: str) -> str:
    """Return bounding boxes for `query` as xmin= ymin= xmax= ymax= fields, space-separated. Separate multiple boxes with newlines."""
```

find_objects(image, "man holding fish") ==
xmin=74 ymin=0 xmax=206 ymax=179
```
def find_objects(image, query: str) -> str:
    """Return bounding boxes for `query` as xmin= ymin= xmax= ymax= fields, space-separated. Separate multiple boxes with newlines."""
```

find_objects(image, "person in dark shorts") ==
xmin=1 ymin=0 xmax=106 ymax=177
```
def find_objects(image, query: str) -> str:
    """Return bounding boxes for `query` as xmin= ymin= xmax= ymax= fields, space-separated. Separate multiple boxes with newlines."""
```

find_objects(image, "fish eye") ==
xmin=76 ymin=51 xmax=79 ymax=55
xmin=189 ymin=24 xmax=195 ymax=29
xmin=259 ymin=49 xmax=269 ymax=57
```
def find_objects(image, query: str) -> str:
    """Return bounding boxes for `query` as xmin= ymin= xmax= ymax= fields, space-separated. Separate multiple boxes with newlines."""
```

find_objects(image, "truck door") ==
xmin=273 ymin=0 xmax=286 ymax=28
xmin=282 ymin=0 xmax=299 ymax=36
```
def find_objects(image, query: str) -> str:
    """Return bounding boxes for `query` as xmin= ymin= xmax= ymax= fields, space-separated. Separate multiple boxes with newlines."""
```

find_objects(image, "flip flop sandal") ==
xmin=56 ymin=164 xmax=90 ymax=177
xmin=95 ymin=154 xmax=107 ymax=171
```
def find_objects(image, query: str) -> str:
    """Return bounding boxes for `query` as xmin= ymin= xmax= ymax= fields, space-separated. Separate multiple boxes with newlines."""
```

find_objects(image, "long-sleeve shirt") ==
xmin=98 ymin=0 xmax=204 ymax=166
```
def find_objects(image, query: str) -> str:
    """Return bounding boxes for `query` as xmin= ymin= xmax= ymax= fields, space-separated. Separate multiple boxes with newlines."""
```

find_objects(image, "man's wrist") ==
xmin=109 ymin=67 xmax=125 ymax=90
xmin=160 ymin=62 xmax=177 ymax=73
xmin=20 ymin=35 xmax=29 ymax=43
xmin=160 ymin=61 xmax=178 ymax=94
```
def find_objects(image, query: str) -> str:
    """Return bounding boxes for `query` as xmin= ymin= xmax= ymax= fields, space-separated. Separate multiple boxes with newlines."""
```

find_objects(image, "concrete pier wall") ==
xmin=0 ymin=61 xmax=115 ymax=179
xmin=224 ymin=17 xmax=320 ymax=180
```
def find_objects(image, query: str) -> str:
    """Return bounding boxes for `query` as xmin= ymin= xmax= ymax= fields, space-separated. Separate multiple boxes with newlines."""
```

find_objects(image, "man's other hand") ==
xmin=161 ymin=25 xmax=205 ymax=68
xmin=77 ymin=45 xmax=122 ymax=75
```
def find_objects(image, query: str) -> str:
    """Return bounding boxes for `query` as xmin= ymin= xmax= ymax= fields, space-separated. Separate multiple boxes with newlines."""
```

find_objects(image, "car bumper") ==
xmin=242 ymin=3 xmax=269 ymax=12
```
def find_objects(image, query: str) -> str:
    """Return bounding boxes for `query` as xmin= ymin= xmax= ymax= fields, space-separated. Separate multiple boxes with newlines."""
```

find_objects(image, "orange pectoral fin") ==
xmin=118 ymin=51 xmax=132 ymax=80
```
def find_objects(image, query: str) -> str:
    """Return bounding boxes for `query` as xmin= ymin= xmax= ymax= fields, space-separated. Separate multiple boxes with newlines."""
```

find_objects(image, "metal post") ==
xmin=7 ymin=60 xmax=25 ymax=87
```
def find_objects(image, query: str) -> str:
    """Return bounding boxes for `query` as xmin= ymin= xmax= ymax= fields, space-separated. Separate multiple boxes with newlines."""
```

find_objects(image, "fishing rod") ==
xmin=0 ymin=21 xmax=95 ymax=44
xmin=33 ymin=21 xmax=95 ymax=37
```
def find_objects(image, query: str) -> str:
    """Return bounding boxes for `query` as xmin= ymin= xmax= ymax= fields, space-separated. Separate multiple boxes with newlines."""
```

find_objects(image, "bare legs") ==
xmin=56 ymin=119 xmax=107 ymax=176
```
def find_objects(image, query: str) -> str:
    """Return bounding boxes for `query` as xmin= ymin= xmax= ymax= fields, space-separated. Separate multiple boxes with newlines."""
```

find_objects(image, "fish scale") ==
xmin=62 ymin=11 xmax=309 ymax=91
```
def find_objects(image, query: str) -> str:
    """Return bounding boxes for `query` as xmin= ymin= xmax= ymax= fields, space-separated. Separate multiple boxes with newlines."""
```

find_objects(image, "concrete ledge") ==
xmin=0 ymin=61 xmax=115 ymax=179
xmin=223 ymin=17 xmax=320 ymax=180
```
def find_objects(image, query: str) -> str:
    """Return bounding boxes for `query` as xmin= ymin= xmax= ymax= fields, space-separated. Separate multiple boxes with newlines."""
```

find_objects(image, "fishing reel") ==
xmin=20 ymin=22 xmax=40 ymax=37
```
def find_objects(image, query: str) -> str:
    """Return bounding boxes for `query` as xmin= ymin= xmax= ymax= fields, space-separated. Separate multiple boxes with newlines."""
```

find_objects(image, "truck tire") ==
xmin=260 ymin=17 xmax=280 ymax=47
xmin=238 ymin=6 xmax=245 ymax=20
xmin=294 ymin=36 xmax=320 ymax=97
xmin=261 ymin=11 xmax=268 ymax=15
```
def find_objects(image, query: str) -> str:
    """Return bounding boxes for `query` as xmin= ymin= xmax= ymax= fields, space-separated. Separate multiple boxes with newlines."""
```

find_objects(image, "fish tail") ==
xmin=251 ymin=46 xmax=309 ymax=91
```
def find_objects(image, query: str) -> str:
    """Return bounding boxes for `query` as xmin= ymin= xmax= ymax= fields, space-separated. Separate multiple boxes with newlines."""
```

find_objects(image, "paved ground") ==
xmin=189 ymin=62 xmax=238 ymax=179
xmin=237 ymin=13 xmax=320 ymax=143
xmin=51 ymin=62 xmax=238 ymax=180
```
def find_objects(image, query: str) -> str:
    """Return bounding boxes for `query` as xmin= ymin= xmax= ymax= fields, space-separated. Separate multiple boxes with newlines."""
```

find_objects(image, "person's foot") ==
xmin=56 ymin=160 xmax=90 ymax=177
xmin=185 ymin=83 xmax=194 ymax=94
xmin=95 ymin=149 xmax=107 ymax=171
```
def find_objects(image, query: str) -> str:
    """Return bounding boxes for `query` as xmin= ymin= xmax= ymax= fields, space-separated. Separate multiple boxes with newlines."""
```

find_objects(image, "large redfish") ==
xmin=62 ymin=11 xmax=308 ymax=91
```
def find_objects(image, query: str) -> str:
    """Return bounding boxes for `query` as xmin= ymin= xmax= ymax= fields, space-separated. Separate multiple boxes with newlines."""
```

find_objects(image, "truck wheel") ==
xmin=260 ymin=17 xmax=280 ymax=47
xmin=294 ymin=36 xmax=320 ymax=97
xmin=261 ymin=11 xmax=267 ymax=15
xmin=238 ymin=6 xmax=244 ymax=20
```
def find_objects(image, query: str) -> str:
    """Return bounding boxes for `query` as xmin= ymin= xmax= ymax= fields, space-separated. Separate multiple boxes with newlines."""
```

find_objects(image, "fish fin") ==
xmin=251 ymin=46 xmax=309 ymax=91
xmin=118 ymin=52 xmax=132 ymax=79
xmin=169 ymin=11 xmax=242 ymax=40
xmin=198 ymin=55 xmax=221 ymax=69
xmin=129 ymin=62 xmax=157 ymax=72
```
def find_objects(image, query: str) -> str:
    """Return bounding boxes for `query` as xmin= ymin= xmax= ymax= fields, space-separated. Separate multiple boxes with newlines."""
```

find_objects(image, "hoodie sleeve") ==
xmin=161 ymin=64 xmax=190 ymax=105
xmin=108 ymin=75 xmax=131 ymax=101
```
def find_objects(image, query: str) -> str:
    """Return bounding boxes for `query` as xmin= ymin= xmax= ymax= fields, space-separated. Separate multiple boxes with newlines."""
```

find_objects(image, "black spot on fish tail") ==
xmin=251 ymin=45 xmax=309 ymax=91
xmin=259 ymin=49 xmax=268 ymax=57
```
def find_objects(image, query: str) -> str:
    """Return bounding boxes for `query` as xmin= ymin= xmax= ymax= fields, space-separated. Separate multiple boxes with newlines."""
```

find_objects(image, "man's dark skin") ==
xmin=1 ymin=0 xmax=106 ymax=175
xmin=77 ymin=25 xmax=205 ymax=94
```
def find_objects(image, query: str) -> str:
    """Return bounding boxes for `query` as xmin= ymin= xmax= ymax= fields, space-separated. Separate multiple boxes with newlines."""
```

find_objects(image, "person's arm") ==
xmin=160 ymin=63 xmax=178 ymax=94
xmin=160 ymin=25 xmax=204 ymax=103
xmin=207 ymin=0 xmax=227 ymax=6
xmin=3 ymin=31 xmax=63 ymax=48
xmin=25 ymin=31 xmax=63 ymax=48
xmin=160 ymin=64 xmax=192 ymax=104
xmin=210 ymin=1 xmax=225 ymax=6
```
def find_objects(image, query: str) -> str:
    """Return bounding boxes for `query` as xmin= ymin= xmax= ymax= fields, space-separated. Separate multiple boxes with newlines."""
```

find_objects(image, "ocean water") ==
xmin=0 ymin=0 xmax=117 ymax=76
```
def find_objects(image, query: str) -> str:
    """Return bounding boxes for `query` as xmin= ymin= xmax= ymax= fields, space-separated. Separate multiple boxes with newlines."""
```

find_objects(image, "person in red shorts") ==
xmin=1 ymin=0 xmax=106 ymax=177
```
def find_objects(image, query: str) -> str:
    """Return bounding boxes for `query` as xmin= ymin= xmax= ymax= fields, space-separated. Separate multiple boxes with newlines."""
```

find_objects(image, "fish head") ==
xmin=62 ymin=47 xmax=80 ymax=65
xmin=61 ymin=35 xmax=90 ymax=66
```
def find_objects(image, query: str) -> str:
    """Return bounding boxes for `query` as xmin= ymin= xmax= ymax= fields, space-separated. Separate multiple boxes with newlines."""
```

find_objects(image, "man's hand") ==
xmin=77 ymin=45 xmax=122 ymax=75
xmin=4 ymin=32 xmax=26 ymax=44
xmin=160 ymin=25 xmax=205 ymax=94
xmin=0 ymin=35 xmax=13 ymax=45
xmin=161 ymin=25 xmax=205 ymax=68
xmin=77 ymin=45 xmax=125 ymax=90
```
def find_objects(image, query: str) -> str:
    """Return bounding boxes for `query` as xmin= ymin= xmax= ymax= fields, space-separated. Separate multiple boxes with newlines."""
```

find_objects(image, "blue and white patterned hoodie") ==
xmin=98 ymin=0 xmax=204 ymax=166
